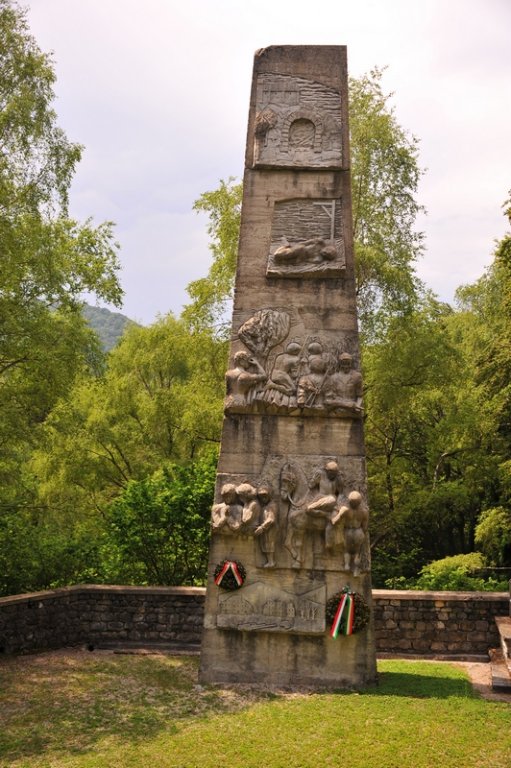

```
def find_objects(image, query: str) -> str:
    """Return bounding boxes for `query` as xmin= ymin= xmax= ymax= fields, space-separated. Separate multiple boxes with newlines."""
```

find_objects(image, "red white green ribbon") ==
xmin=214 ymin=560 xmax=244 ymax=587
xmin=330 ymin=592 xmax=355 ymax=638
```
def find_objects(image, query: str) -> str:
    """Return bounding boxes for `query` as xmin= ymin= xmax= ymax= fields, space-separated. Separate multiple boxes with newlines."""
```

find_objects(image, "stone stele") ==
xmin=199 ymin=45 xmax=377 ymax=688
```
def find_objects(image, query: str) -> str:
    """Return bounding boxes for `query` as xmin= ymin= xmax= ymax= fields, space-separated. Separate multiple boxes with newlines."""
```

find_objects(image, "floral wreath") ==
xmin=325 ymin=587 xmax=370 ymax=637
xmin=213 ymin=560 xmax=246 ymax=590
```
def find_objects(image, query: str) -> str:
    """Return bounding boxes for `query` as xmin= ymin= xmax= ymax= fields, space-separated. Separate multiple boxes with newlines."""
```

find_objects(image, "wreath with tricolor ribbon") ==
xmin=326 ymin=587 xmax=370 ymax=637
xmin=213 ymin=560 xmax=246 ymax=590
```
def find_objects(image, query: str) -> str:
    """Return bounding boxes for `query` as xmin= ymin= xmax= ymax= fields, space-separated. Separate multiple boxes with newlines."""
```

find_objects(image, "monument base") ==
xmin=199 ymin=627 xmax=377 ymax=689
xmin=199 ymin=568 xmax=377 ymax=689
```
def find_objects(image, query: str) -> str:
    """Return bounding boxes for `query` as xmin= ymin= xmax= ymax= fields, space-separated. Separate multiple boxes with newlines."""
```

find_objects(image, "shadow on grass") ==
xmin=366 ymin=669 xmax=476 ymax=699
xmin=0 ymin=652 xmax=214 ymax=763
xmin=0 ymin=653 xmax=477 ymax=764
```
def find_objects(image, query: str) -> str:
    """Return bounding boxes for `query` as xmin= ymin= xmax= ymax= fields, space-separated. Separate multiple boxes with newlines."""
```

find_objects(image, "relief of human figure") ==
xmin=304 ymin=339 xmax=329 ymax=374
xmin=236 ymin=482 xmax=261 ymax=532
xmin=324 ymin=352 xmax=363 ymax=417
xmin=211 ymin=483 xmax=243 ymax=534
xmin=306 ymin=460 xmax=346 ymax=552
xmin=254 ymin=485 xmax=278 ymax=568
xmin=225 ymin=350 xmax=267 ymax=412
xmin=297 ymin=356 xmax=328 ymax=409
xmin=273 ymin=237 xmax=338 ymax=266
xmin=261 ymin=341 xmax=301 ymax=409
xmin=331 ymin=490 xmax=369 ymax=576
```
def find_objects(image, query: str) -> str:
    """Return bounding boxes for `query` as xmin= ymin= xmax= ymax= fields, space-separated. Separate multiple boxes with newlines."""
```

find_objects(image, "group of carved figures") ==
xmin=212 ymin=482 xmax=278 ymax=568
xmin=212 ymin=460 xmax=368 ymax=576
xmin=225 ymin=343 xmax=363 ymax=417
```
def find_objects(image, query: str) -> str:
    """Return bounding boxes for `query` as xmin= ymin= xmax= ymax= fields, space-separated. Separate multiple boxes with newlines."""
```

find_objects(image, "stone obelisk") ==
xmin=199 ymin=46 xmax=377 ymax=688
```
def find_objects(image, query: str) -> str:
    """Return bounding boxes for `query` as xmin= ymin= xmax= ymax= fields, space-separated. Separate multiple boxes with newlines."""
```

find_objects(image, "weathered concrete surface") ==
xmin=199 ymin=45 xmax=377 ymax=688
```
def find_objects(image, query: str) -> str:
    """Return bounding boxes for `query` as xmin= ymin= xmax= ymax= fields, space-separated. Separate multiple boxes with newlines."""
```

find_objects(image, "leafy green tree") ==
xmin=183 ymin=178 xmax=242 ymax=333
xmin=349 ymin=68 xmax=424 ymax=336
xmin=33 ymin=315 xmax=224 ymax=521
xmin=442 ymin=194 xmax=511 ymax=575
xmin=475 ymin=507 xmax=511 ymax=568
xmin=0 ymin=508 xmax=108 ymax=595
xmin=400 ymin=552 xmax=507 ymax=592
xmin=0 ymin=1 xmax=123 ymax=594
xmin=7 ymin=314 xmax=224 ymax=595
xmin=0 ymin=1 xmax=122 ymax=513
xmin=106 ymin=453 xmax=217 ymax=585
xmin=0 ymin=0 xmax=79 ymax=215
xmin=363 ymin=292 xmax=502 ymax=584
xmin=459 ymin=194 xmax=511 ymax=463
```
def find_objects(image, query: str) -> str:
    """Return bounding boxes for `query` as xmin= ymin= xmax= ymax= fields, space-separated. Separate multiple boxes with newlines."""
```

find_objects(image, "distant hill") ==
xmin=82 ymin=304 xmax=137 ymax=352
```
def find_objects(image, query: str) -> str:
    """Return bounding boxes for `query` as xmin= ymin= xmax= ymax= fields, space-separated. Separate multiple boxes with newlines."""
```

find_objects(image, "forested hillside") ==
xmin=0 ymin=1 xmax=509 ymax=596
xmin=82 ymin=305 xmax=135 ymax=352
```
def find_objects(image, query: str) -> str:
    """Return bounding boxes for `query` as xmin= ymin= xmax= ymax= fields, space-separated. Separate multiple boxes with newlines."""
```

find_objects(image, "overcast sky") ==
xmin=25 ymin=0 xmax=511 ymax=324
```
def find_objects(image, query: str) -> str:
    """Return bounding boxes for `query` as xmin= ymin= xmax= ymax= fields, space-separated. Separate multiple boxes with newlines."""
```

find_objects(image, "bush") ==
xmin=106 ymin=452 xmax=217 ymax=586
xmin=475 ymin=506 xmax=511 ymax=566
xmin=385 ymin=552 xmax=509 ymax=591
xmin=0 ymin=512 xmax=108 ymax=596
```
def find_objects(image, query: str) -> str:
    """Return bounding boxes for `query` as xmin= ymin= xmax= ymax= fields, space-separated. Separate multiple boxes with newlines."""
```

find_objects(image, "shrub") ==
xmin=385 ymin=552 xmax=508 ymax=591
xmin=474 ymin=506 xmax=511 ymax=566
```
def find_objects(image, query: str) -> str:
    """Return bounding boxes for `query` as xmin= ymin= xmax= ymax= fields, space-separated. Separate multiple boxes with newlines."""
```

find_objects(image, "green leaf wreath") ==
xmin=326 ymin=588 xmax=370 ymax=634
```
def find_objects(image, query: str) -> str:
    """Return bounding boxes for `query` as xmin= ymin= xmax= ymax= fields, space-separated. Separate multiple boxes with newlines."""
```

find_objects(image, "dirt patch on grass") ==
xmin=455 ymin=661 xmax=510 ymax=703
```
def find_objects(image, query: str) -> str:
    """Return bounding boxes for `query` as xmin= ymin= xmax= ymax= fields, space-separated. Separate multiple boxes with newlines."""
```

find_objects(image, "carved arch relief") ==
xmin=252 ymin=73 xmax=343 ymax=168
xmin=281 ymin=110 xmax=323 ymax=154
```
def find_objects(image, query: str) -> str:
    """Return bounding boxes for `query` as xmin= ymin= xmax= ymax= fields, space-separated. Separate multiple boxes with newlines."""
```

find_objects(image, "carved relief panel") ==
xmin=253 ymin=74 xmax=343 ymax=169
xmin=217 ymin=580 xmax=326 ymax=634
xmin=210 ymin=454 xmax=370 ymax=576
xmin=224 ymin=308 xmax=362 ymax=418
xmin=267 ymin=198 xmax=345 ymax=279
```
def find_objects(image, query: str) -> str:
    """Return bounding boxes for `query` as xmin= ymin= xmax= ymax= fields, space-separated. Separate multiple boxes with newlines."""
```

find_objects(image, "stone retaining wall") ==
xmin=372 ymin=589 xmax=508 ymax=655
xmin=0 ymin=585 xmax=508 ymax=657
xmin=0 ymin=585 xmax=205 ymax=655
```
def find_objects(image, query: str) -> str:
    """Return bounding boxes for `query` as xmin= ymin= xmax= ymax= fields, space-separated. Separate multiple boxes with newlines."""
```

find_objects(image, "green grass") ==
xmin=0 ymin=651 xmax=510 ymax=768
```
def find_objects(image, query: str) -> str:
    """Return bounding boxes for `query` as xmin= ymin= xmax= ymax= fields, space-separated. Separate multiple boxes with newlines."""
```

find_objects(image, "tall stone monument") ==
xmin=199 ymin=45 xmax=377 ymax=688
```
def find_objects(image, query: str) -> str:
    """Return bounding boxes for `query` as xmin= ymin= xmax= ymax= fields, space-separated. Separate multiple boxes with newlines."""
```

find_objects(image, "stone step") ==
xmin=490 ymin=648 xmax=511 ymax=693
xmin=490 ymin=615 xmax=511 ymax=692
xmin=495 ymin=616 xmax=511 ymax=664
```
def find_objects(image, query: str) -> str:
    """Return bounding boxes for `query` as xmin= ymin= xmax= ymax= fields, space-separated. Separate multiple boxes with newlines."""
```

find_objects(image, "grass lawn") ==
xmin=0 ymin=650 xmax=510 ymax=768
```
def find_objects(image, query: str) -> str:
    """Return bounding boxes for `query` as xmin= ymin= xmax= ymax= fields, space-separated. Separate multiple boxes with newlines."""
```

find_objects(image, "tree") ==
xmin=0 ymin=1 xmax=123 ymax=594
xmin=407 ymin=553 xmax=506 ymax=592
xmin=363 ymin=296 xmax=465 ymax=582
xmin=463 ymin=193 xmax=511 ymax=454
xmin=21 ymin=316 xmax=224 ymax=595
xmin=0 ymin=0 xmax=122 ymax=515
xmin=349 ymin=69 xmax=424 ymax=336
xmin=0 ymin=0 xmax=79 ymax=216
xmin=107 ymin=453 xmax=217 ymax=586
xmin=365 ymin=194 xmax=511 ymax=587
xmin=182 ymin=178 xmax=242 ymax=333
xmin=33 ymin=315 xmax=225 ymax=522
xmin=475 ymin=507 xmax=511 ymax=567
xmin=450 ymin=192 xmax=511 ymax=573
